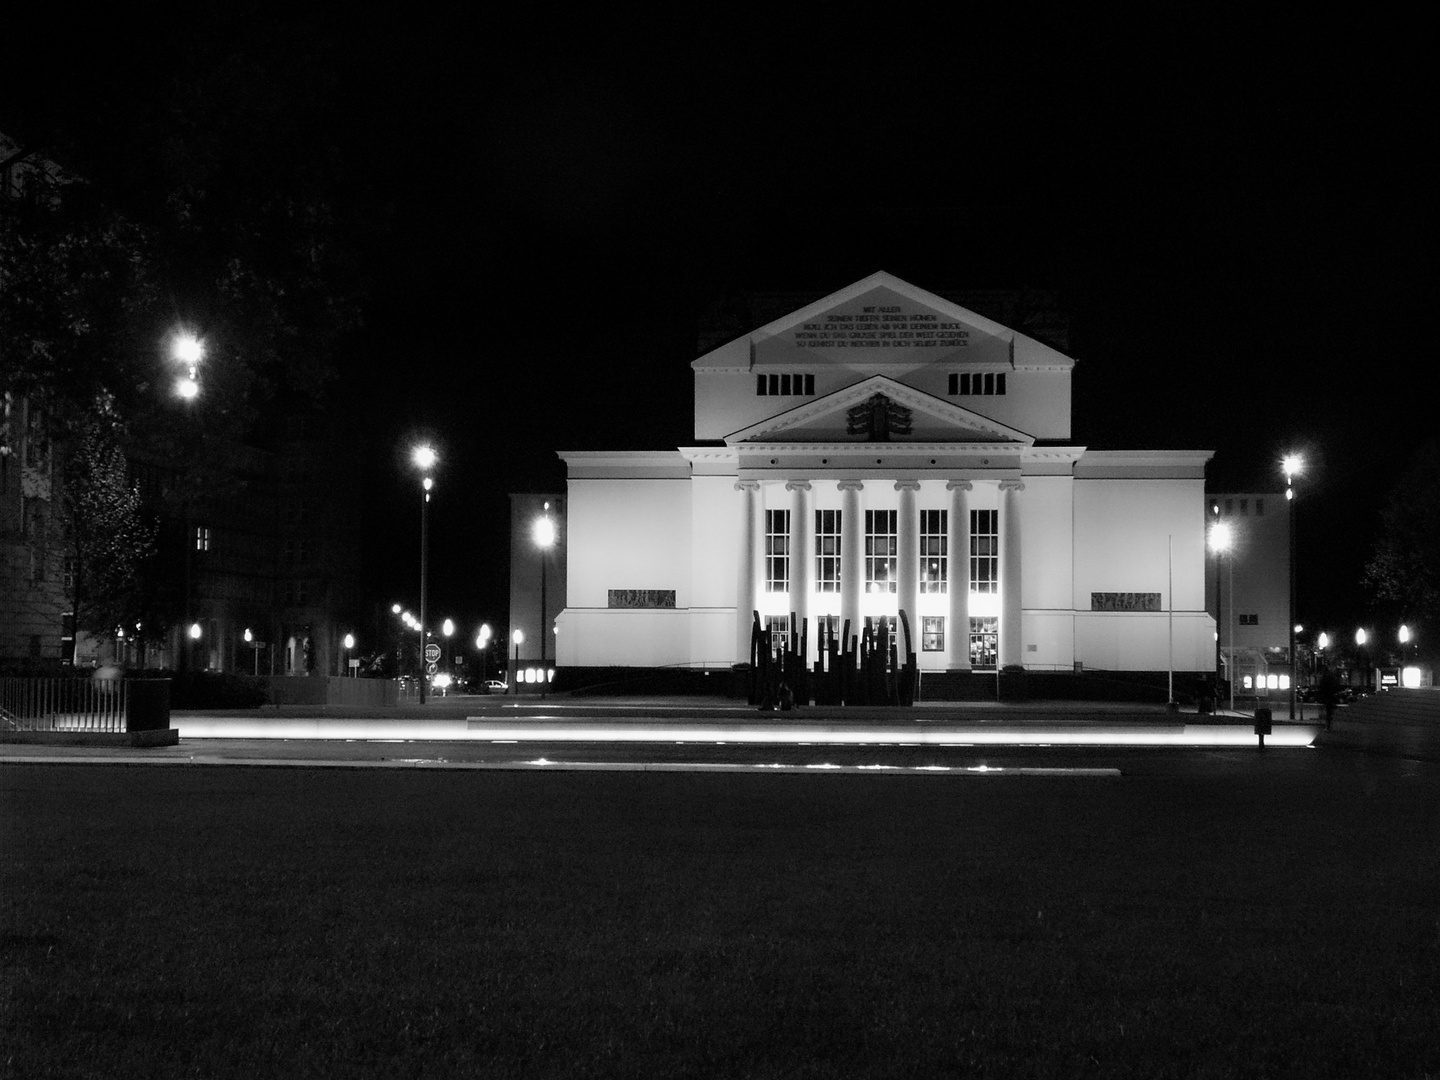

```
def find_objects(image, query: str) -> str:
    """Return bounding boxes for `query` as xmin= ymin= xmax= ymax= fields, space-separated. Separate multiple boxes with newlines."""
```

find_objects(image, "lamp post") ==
xmin=1210 ymin=517 xmax=1232 ymax=712
xmin=343 ymin=633 xmax=354 ymax=676
xmin=1283 ymin=454 xmax=1303 ymax=720
xmin=1356 ymin=627 xmax=1369 ymax=692
xmin=512 ymin=629 xmax=524 ymax=694
xmin=171 ymin=331 xmax=205 ymax=672
xmin=442 ymin=618 xmax=454 ymax=681
xmin=476 ymin=623 xmax=492 ymax=686
xmin=534 ymin=512 xmax=556 ymax=694
xmin=172 ymin=331 xmax=204 ymax=400
xmin=412 ymin=445 xmax=437 ymax=704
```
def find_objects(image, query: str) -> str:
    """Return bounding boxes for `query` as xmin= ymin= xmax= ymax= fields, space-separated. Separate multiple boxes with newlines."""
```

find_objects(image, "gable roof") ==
xmin=693 ymin=271 xmax=1075 ymax=374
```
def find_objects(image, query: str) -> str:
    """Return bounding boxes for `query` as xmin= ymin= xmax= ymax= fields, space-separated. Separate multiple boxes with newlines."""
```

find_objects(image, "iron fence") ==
xmin=0 ymin=677 xmax=129 ymax=734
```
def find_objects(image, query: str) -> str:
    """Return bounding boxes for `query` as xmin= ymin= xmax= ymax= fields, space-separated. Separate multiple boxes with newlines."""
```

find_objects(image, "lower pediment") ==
xmin=725 ymin=375 xmax=1034 ymax=447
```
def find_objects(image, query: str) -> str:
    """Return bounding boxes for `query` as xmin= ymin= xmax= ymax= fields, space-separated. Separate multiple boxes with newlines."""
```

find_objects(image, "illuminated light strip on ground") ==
xmin=167 ymin=716 xmax=1319 ymax=748
xmin=0 ymin=753 xmax=1124 ymax=776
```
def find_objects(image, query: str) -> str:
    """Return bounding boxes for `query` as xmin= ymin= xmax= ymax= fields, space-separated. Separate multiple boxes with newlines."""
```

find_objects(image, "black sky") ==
xmin=8 ymin=6 xmax=1435 ymax=640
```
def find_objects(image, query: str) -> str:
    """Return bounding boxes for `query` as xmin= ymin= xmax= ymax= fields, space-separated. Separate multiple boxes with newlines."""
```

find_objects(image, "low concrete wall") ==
xmin=268 ymin=677 xmax=398 ymax=708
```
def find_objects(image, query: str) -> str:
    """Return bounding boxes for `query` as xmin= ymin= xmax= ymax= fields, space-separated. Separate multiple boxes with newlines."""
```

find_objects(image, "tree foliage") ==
xmin=1363 ymin=440 xmax=1440 ymax=630
xmin=0 ymin=9 xmax=382 ymax=445
xmin=56 ymin=416 xmax=159 ymax=656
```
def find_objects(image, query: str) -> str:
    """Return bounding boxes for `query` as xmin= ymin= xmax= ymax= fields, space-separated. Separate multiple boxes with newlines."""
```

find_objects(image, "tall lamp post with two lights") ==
xmin=1283 ymin=454 xmax=1303 ymax=720
xmin=412 ymin=445 xmax=437 ymax=704
xmin=171 ymin=331 xmax=204 ymax=672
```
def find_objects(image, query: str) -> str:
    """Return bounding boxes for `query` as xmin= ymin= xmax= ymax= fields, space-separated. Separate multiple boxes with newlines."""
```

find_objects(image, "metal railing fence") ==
xmin=0 ymin=677 xmax=129 ymax=733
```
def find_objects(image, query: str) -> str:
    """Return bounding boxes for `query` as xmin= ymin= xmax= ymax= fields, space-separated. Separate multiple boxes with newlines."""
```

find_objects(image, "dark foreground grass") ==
xmin=2 ymin=755 xmax=1438 ymax=1079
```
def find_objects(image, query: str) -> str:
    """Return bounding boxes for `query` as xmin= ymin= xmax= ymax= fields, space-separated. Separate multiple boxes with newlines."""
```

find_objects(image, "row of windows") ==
xmin=752 ymin=372 xmax=1008 ymax=398
xmin=764 ymin=509 xmax=998 ymax=594
xmin=948 ymin=372 xmax=1006 ymax=396
xmin=757 ymin=373 xmax=816 ymax=396
xmin=762 ymin=615 xmax=1001 ymax=666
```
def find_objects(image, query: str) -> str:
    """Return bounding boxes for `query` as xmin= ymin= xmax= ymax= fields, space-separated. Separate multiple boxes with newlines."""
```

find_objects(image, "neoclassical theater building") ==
xmin=554 ymin=272 xmax=1214 ymax=684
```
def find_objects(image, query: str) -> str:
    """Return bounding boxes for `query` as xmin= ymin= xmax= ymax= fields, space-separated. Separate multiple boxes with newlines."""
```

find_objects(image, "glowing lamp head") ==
xmin=1282 ymin=454 xmax=1303 ymax=481
xmin=173 ymin=333 xmax=205 ymax=367
xmin=1355 ymin=628 xmax=1367 ymax=646
xmin=1399 ymin=624 xmax=1412 ymax=645
xmin=1210 ymin=521 xmax=1232 ymax=553
xmin=189 ymin=622 xmax=202 ymax=640
xmin=343 ymin=633 xmax=355 ymax=650
xmin=513 ymin=629 xmax=525 ymax=646
xmin=1317 ymin=632 xmax=1329 ymax=650
xmin=412 ymin=445 xmax=437 ymax=471
xmin=244 ymin=628 xmax=253 ymax=643
xmin=175 ymin=376 xmax=200 ymax=400
xmin=442 ymin=619 xmax=454 ymax=637
xmin=534 ymin=516 xmax=557 ymax=548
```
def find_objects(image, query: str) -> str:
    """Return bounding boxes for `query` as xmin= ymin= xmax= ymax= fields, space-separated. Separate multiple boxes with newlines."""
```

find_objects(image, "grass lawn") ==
xmin=2 ymin=754 xmax=1438 ymax=1079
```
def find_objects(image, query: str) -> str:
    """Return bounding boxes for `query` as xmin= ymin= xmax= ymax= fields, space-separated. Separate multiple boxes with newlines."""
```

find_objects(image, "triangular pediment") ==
xmin=725 ymin=376 xmax=1034 ymax=446
xmin=693 ymin=271 xmax=1075 ymax=375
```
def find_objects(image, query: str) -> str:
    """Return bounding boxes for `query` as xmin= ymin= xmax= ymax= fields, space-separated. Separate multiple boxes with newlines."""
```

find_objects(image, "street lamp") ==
xmin=1210 ymin=517 xmax=1232 ymax=710
xmin=475 ymin=623 xmax=492 ymax=686
xmin=534 ymin=512 xmax=557 ymax=694
xmin=1283 ymin=454 xmax=1303 ymax=719
xmin=172 ymin=332 xmax=205 ymax=400
xmin=244 ymin=627 xmax=262 ymax=675
xmin=412 ymin=445 xmax=437 ymax=704
xmin=442 ymin=618 xmax=454 ymax=679
xmin=343 ymin=633 xmax=355 ymax=676
xmin=512 ymin=629 xmax=524 ymax=694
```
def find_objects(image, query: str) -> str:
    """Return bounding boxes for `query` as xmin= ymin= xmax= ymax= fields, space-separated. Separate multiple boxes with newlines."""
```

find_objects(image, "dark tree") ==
xmin=1363 ymin=440 xmax=1440 ymax=632
xmin=55 ymin=415 xmax=158 ymax=661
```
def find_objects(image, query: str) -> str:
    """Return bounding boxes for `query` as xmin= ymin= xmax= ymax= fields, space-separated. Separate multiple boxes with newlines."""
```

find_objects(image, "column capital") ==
xmin=837 ymin=479 xmax=865 ymax=492
xmin=999 ymin=479 xmax=1026 ymax=493
xmin=735 ymin=480 xmax=762 ymax=492
xmin=946 ymin=479 xmax=974 ymax=492
xmin=893 ymin=480 xmax=922 ymax=493
xmin=785 ymin=479 xmax=813 ymax=493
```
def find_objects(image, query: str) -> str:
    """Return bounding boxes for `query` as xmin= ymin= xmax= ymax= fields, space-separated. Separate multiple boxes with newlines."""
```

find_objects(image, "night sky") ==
xmin=8 ymin=8 xmax=1434 ymax=643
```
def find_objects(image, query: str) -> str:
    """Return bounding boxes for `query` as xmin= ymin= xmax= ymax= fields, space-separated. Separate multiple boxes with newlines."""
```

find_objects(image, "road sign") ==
xmin=426 ymin=662 xmax=438 ymax=675
xmin=424 ymin=644 xmax=442 ymax=663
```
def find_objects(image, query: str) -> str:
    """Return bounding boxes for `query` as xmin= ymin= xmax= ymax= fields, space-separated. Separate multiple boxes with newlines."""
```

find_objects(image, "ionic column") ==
xmin=999 ymin=479 xmax=1025 ymax=669
xmin=786 ymin=480 xmax=813 ymax=660
xmin=946 ymin=480 xmax=973 ymax=669
xmin=838 ymin=480 xmax=864 ymax=651
xmin=735 ymin=480 xmax=763 ymax=662
xmin=895 ymin=480 xmax=920 ymax=653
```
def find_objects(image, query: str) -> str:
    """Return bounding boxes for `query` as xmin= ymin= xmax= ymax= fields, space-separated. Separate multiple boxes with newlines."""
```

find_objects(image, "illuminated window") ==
xmin=815 ymin=510 xmax=841 ymax=593
xmin=765 ymin=510 xmax=789 ymax=592
xmin=970 ymin=616 xmax=998 ymax=669
xmin=864 ymin=615 xmax=899 ymax=651
xmin=865 ymin=510 xmax=897 ymax=593
xmin=765 ymin=614 xmax=790 ymax=652
xmin=971 ymin=509 xmax=997 ymax=594
xmin=922 ymin=616 xmax=945 ymax=651
xmin=948 ymin=372 xmax=1007 ymax=396
xmin=194 ymin=525 xmax=210 ymax=552
xmin=920 ymin=510 xmax=947 ymax=594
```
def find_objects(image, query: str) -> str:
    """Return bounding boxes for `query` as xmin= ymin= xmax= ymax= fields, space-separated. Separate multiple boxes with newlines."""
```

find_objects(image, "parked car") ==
xmin=485 ymin=679 xmax=508 ymax=693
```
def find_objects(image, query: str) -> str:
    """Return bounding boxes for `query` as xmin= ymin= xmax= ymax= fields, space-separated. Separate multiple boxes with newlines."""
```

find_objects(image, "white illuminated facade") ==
xmin=554 ymin=273 xmax=1215 ymax=680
